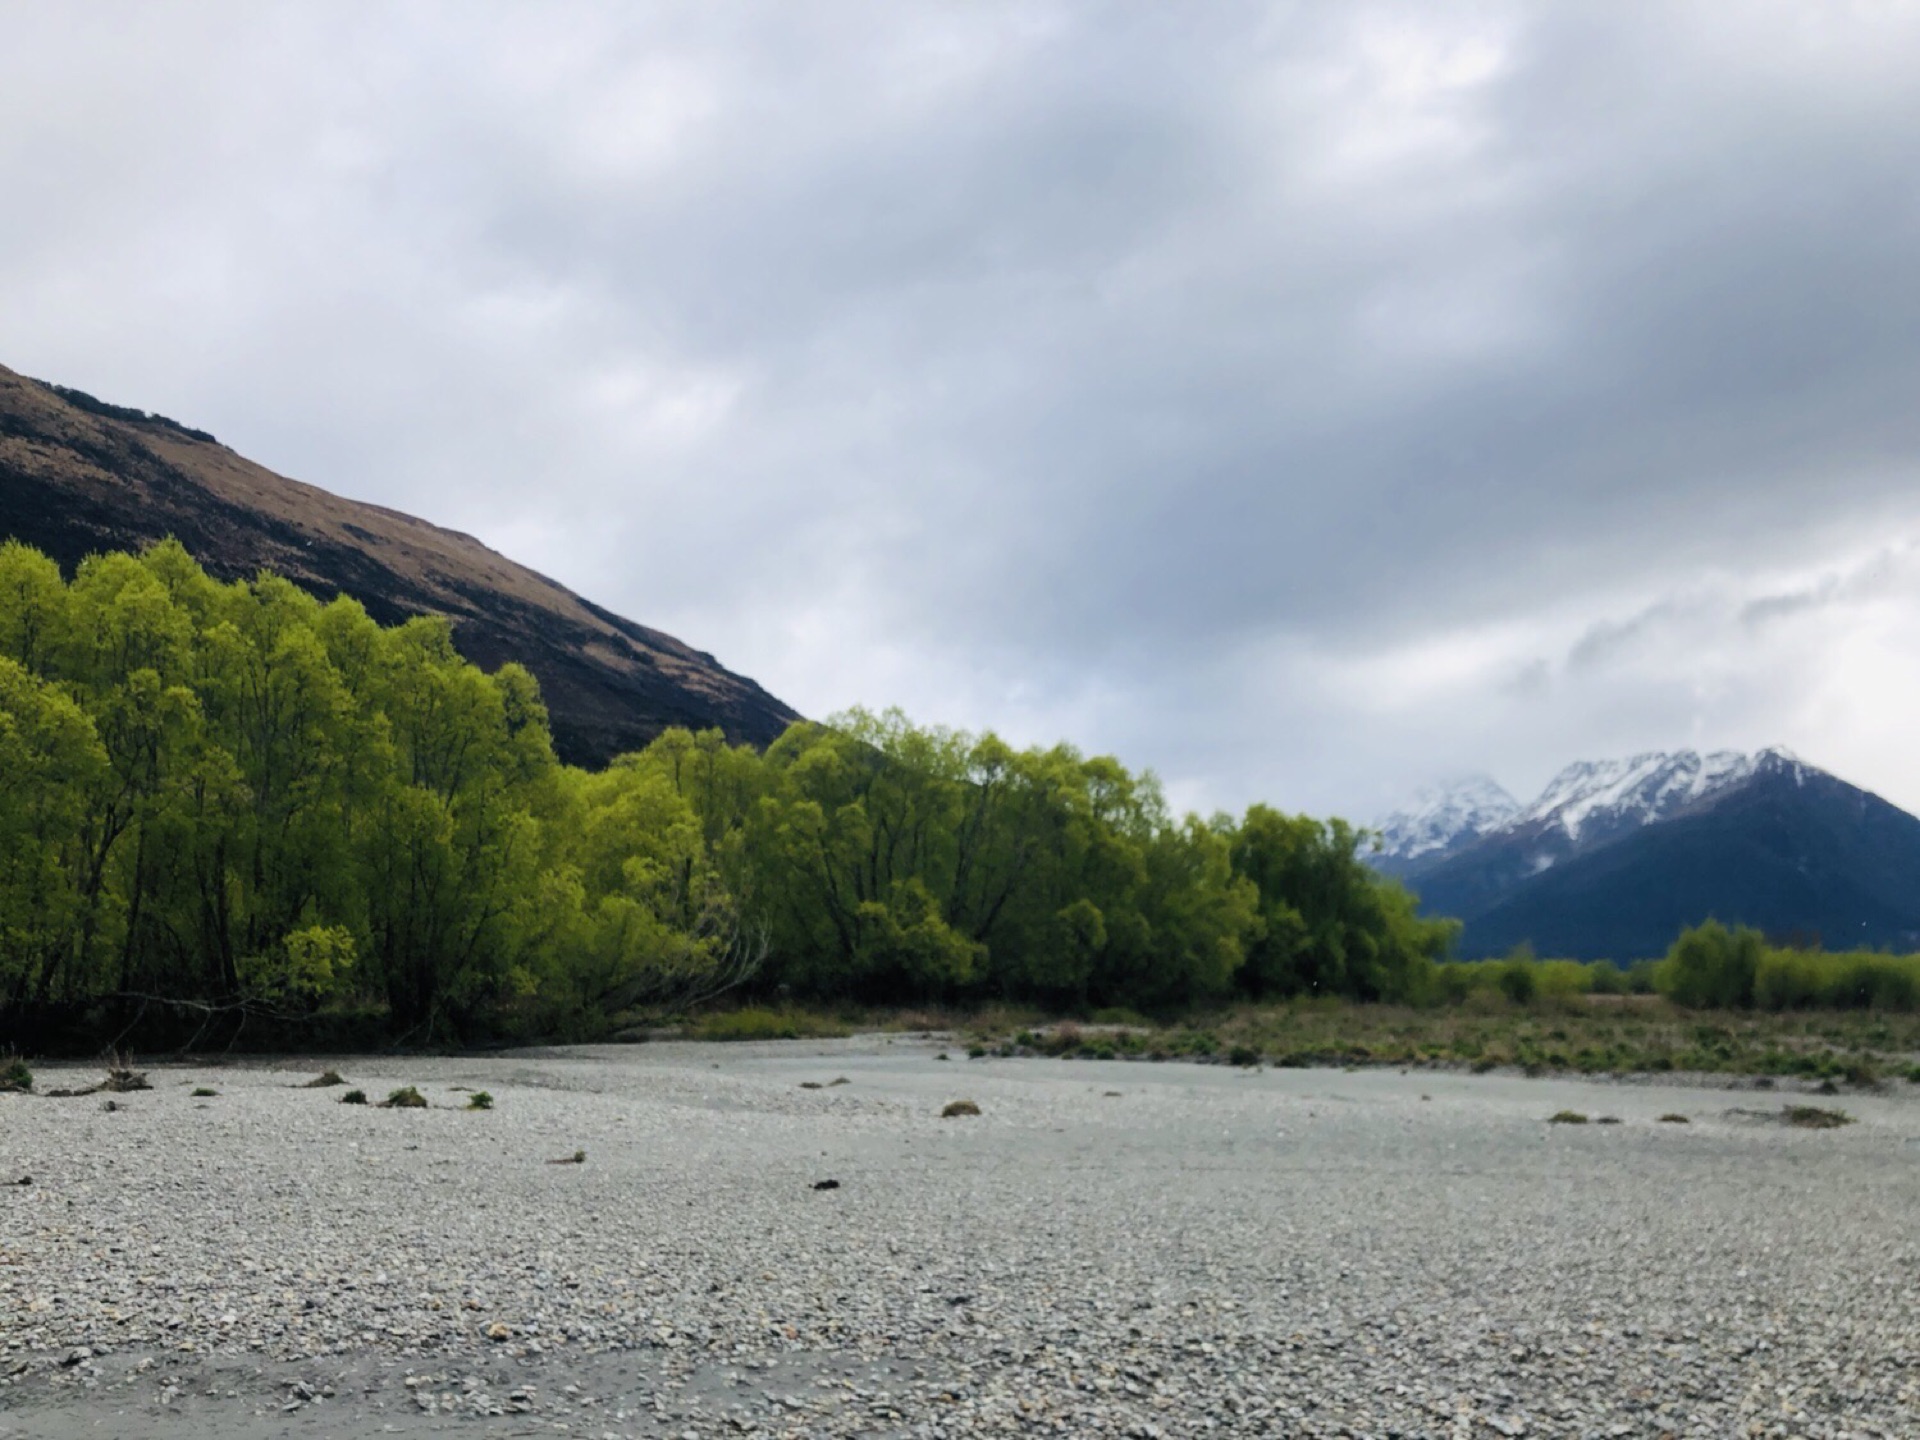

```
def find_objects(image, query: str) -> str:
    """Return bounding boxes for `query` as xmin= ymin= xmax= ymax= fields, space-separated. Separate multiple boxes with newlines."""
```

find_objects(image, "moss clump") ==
xmin=941 ymin=1099 xmax=982 ymax=1118
xmin=1784 ymin=1105 xmax=1853 ymax=1129
xmin=382 ymin=1086 xmax=428 ymax=1109
xmin=1548 ymin=1110 xmax=1589 ymax=1124
xmin=340 ymin=1089 xmax=367 ymax=1105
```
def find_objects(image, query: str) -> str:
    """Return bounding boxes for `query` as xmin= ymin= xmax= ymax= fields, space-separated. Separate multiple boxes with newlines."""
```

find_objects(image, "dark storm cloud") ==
xmin=4 ymin=1 xmax=1920 ymax=814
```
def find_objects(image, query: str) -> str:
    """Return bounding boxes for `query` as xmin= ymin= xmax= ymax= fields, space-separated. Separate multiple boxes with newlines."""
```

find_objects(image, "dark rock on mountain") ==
xmin=0 ymin=363 xmax=799 ymax=765
xmin=1412 ymin=752 xmax=1920 ymax=958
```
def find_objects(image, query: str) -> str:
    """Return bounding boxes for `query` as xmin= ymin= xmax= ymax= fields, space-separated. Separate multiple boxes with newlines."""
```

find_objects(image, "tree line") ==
xmin=0 ymin=540 xmax=1457 ymax=1044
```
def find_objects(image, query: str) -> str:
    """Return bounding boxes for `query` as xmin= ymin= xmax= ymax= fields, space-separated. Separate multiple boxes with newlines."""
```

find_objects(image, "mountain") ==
xmin=1393 ymin=749 xmax=1920 ymax=959
xmin=0 ymin=365 xmax=798 ymax=765
xmin=1370 ymin=775 xmax=1520 ymax=876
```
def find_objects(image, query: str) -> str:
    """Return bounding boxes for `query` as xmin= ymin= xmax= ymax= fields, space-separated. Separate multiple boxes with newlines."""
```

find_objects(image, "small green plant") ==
xmin=941 ymin=1099 xmax=982 ymax=1118
xmin=1548 ymin=1110 xmax=1589 ymax=1124
xmin=466 ymin=1091 xmax=493 ymax=1110
xmin=1783 ymin=1105 xmax=1853 ymax=1129
xmin=340 ymin=1089 xmax=367 ymax=1105
xmin=191 ymin=1087 xmax=217 ymax=1097
xmin=692 ymin=1008 xmax=853 ymax=1041
xmin=382 ymin=1086 xmax=427 ymax=1109
xmin=0 ymin=1055 xmax=31 ymax=1093
xmin=1227 ymin=1044 xmax=1260 ymax=1068
xmin=967 ymin=1045 xmax=986 ymax=1058
xmin=302 ymin=1070 xmax=347 ymax=1088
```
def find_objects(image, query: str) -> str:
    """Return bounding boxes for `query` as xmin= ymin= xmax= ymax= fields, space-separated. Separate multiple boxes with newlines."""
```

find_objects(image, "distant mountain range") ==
xmin=0 ymin=364 xmax=799 ymax=765
xmin=1373 ymin=749 xmax=1920 ymax=959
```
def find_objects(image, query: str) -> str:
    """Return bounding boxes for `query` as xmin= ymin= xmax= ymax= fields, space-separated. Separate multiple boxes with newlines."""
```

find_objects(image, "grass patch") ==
xmin=690 ymin=1007 xmax=854 ymax=1042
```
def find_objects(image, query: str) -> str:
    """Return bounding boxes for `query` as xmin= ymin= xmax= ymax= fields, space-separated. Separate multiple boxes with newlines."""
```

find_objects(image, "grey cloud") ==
xmin=4 ymin=1 xmax=1920 ymax=814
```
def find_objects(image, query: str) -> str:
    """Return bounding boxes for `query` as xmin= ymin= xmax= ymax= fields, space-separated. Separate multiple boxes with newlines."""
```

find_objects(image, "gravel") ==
xmin=2 ymin=1039 xmax=1916 ymax=1437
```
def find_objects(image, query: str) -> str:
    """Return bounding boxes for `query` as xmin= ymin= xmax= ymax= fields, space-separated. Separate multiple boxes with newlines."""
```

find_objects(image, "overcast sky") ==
xmin=6 ymin=0 xmax=1920 ymax=820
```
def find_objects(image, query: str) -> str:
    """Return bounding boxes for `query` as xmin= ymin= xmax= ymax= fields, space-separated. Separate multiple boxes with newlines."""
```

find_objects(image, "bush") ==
xmin=0 ymin=1056 xmax=31 ymax=1093
xmin=941 ymin=1099 xmax=981 ymax=1118
xmin=191 ymin=1086 xmax=217 ymax=1097
xmin=340 ymin=1089 xmax=367 ymax=1105
xmin=1496 ymin=952 xmax=1538 ymax=1005
xmin=382 ymin=1086 xmax=427 ymax=1109
xmin=466 ymin=1091 xmax=494 ymax=1110
xmin=1227 ymin=1044 xmax=1260 ymax=1068
xmin=1662 ymin=921 xmax=1763 ymax=1009
xmin=692 ymin=1008 xmax=852 ymax=1041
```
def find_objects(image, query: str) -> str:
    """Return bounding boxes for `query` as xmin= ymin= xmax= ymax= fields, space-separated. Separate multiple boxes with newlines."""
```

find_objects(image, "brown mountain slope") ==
xmin=0 ymin=363 xmax=799 ymax=764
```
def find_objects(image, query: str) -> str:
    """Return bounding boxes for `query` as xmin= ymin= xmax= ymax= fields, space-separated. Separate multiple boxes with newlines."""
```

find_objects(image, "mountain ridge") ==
xmin=0 ymin=363 xmax=799 ymax=765
xmin=1377 ymin=749 xmax=1920 ymax=959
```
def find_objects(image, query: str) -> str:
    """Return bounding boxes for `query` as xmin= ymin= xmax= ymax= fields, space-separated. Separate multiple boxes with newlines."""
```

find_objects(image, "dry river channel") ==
xmin=1 ymin=1037 xmax=1916 ymax=1439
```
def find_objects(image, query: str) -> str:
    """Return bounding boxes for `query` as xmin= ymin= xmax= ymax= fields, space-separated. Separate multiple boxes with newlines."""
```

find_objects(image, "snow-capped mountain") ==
xmin=1370 ymin=775 xmax=1520 ymax=874
xmin=1401 ymin=749 xmax=1920 ymax=960
xmin=1514 ymin=747 xmax=1802 ymax=847
xmin=1372 ymin=746 xmax=1806 ymax=878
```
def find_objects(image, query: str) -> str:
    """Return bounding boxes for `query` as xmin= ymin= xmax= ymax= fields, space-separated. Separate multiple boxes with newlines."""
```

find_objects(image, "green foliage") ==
xmin=1662 ymin=920 xmax=1763 ymax=1008
xmin=691 ymin=1007 xmax=853 ymax=1041
xmin=339 ymin=1089 xmax=367 ymax=1104
xmin=6 ymin=540 xmax=1913 ymax=1047
xmin=0 ymin=1054 xmax=31 ymax=1092
xmin=466 ymin=1090 xmax=494 ymax=1110
xmin=1230 ymin=807 xmax=1455 ymax=1003
xmin=382 ymin=1085 xmax=427 ymax=1109
xmin=1496 ymin=948 xmax=1539 ymax=1005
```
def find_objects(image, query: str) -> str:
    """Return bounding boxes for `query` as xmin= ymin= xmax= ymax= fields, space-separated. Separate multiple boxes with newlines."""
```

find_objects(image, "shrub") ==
xmin=0 ymin=1056 xmax=31 ymax=1093
xmin=466 ymin=1091 xmax=494 ymax=1110
xmin=191 ymin=1087 xmax=217 ymax=1097
xmin=302 ymin=1070 xmax=348 ymax=1088
xmin=382 ymin=1086 xmax=427 ymax=1109
xmin=940 ymin=1099 xmax=981 ymax=1118
xmin=1662 ymin=921 xmax=1763 ymax=1009
xmin=1497 ymin=955 xmax=1538 ymax=1005
xmin=340 ymin=1089 xmax=367 ymax=1105
xmin=1227 ymin=1044 xmax=1260 ymax=1068
xmin=692 ymin=1008 xmax=852 ymax=1041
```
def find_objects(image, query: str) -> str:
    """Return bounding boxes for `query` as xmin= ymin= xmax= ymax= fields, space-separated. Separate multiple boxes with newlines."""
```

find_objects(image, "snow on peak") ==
xmin=1372 ymin=745 xmax=1800 ymax=870
xmin=1517 ymin=748 xmax=1768 ymax=843
xmin=1373 ymin=774 xmax=1521 ymax=862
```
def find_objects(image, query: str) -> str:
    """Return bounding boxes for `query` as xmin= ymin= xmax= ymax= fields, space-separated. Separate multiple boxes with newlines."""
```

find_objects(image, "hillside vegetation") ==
xmin=0 ymin=540 xmax=1452 ymax=1047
